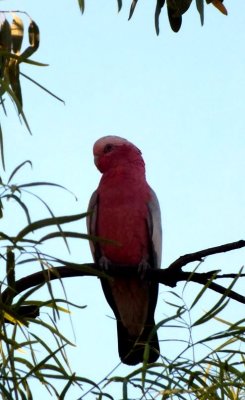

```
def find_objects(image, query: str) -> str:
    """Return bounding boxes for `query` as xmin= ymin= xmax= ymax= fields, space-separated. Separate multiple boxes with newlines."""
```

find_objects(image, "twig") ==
xmin=168 ymin=240 xmax=245 ymax=271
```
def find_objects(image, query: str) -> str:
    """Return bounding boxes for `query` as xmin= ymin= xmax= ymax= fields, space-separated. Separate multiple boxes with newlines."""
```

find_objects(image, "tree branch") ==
xmin=168 ymin=240 xmax=245 ymax=271
xmin=1 ymin=240 xmax=245 ymax=319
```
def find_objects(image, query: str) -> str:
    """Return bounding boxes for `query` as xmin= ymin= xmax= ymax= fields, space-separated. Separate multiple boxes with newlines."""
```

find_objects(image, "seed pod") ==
xmin=11 ymin=15 xmax=24 ymax=54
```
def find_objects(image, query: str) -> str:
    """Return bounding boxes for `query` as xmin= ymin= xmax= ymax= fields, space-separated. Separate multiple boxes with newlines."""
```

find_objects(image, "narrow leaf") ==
xmin=0 ymin=121 xmax=5 ymax=170
xmin=28 ymin=20 xmax=39 ymax=50
xmin=11 ymin=15 xmax=24 ymax=54
xmin=117 ymin=0 xmax=123 ymax=12
xmin=8 ymin=58 xmax=22 ymax=107
xmin=190 ymin=271 xmax=219 ymax=310
xmin=128 ymin=0 xmax=138 ymax=20
xmin=193 ymin=299 xmax=229 ymax=326
xmin=2 ymin=310 xmax=25 ymax=325
xmin=7 ymin=160 xmax=32 ymax=183
xmin=155 ymin=0 xmax=165 ymax=35
xmin=196 ymin=0 xmax=204 ymax=25
xmin=15 ymin=212 xmax=88 ymax=242
xmin=39 ymin=231 xmax=105 ymax=243
xmin=78 ymin=0 xmax=85 ymax=13
xmin=211 ymin=0 xmax=228 ymax=15
xmin=59 ymin=374 xmax=76 ymax=400
xmin=4 ymin=81 xmax=31 ymax=132
xmin=17 ymin=180 xmax=72 ymax=193
xmin=2 ymin=194 xmax=31 ymax=225
xmin=0 ymin=19 xmax=12 ymax=52
xmin=19 ymin=20 xmax=40 ymax=62
xmin=20 ymin=72 xmax=65 ymax=104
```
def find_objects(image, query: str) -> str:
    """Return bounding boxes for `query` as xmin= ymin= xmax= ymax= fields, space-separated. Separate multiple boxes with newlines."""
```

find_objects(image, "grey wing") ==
xmin=147 ymin=188 xmax=162 ymax=269
xmin=86 ymin=189 xmax=99 ymax=261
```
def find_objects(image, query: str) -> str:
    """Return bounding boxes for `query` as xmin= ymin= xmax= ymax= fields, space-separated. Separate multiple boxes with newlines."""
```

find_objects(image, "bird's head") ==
xmin=93 ymin=136 xmax=144 ymax=173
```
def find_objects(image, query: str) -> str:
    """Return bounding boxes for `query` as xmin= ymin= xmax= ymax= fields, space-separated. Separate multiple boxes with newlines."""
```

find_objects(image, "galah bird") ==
xmin=87 ymin=136 xmax=162 ymax=365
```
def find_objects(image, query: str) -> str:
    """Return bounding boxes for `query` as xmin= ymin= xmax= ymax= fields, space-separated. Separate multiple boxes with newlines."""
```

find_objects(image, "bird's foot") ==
xmin=138 ymin=258 xmax=151 ymax=279
xmin=98 ymin=255 xmax=111 ymax=271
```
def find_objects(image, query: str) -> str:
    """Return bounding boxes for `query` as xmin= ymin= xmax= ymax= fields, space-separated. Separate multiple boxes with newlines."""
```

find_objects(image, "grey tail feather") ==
xmin=117 ymin=320 xmax=160 ymax=366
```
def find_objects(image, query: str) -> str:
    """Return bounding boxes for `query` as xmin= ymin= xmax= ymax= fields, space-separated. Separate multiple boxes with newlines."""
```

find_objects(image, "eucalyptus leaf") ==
xmin=15 ymin=212 xmax=88 ymax=242
xmin=128 ymin=0 xmax=138 ymax=20
xmin=11 ymin=15 xmax=24 ymax=54
xmin=196 ymin=0 xmax=204 ymax=25
xmin=155 ymin=0 xmax=165 ymax=35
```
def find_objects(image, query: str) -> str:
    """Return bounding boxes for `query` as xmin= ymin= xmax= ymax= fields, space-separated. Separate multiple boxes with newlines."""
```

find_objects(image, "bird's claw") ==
xmin=138 ymin=259 xmax=151 ymax=279
xmin=99 ymin=256 xmax=111 ymax=271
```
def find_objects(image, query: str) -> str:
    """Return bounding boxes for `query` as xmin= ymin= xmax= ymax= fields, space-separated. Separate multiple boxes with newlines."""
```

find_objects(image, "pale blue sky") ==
xmin=1 ymin=0 xmax=245 ymax=398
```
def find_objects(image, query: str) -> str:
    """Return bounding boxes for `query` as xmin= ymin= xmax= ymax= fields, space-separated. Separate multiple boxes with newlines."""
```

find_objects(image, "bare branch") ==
xmin=1 ymin=240 xmax=244 ymax=321
xmin=168 ymin=240 xmax=245 ymax=271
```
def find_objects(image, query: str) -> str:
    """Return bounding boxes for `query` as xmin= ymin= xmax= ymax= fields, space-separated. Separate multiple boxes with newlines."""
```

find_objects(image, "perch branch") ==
xmin=1 ymin=240 xmax=245 ymax=320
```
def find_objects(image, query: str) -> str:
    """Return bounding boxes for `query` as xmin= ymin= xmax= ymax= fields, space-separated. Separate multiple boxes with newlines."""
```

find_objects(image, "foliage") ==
xmin=78 ymin=0 xmax=228 ymax=34
xmin=80 ymin=287 xmax=245 ymax=399
xmin=0 ymin=11 xmax=63 ymax=169
xmin=0 ymin=163 xmax=244 ymax=398
xmin=0 ymin=162 xmax=93 ymax=398
xmin=0 ymin=2 xmax=243 ymax=400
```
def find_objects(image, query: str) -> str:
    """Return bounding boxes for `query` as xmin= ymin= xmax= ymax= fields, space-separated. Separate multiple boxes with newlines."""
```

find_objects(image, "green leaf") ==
xmin=28 ymin=20 xmax=39 ymax=49
xmin=0 ymin=121 xmax=5 ymax=170
xmin=39 ymin=231 xmax=106 ymax=243
xmin=16 ymin=180 xmax=72 ymax=193
xmin=155 ymin=0 xmax=165 ymax=35
xmin=190 ymin=271 xmax=219 ymax=310
xmin=59 ymin=374 xmax=76 ymax=400
xmin=20 ymin=72 xmax=65 ymax=104
xmin=18 ymin=20 xmax=39 ymax=63
xmin=8 ymin=57 xmax=23 ymax=107
xmin=193 ymin=298 xmax=230 ymax=326
xmin=128 ymin=0 xmax=138 ymax=20
xmin=11 ymin=15 xmax=24 ymax=54
xmin=117 ymin=0 xmax=123 ymax=12
xmin=6 ymin=247 xmax=16 ymax=304
xmin=14 ymin=212 xmax=88 ymax=242
xmin=78 ymin=0 xmax=85 ymax=13
xmin=0 ymin=18 xmax=12 ymax=53
xmin=196 ymin=0 xmax=204 ymax=25
xmin=3 ymin=80 xmax=31 ymax=131
xmin=7 ymin=160 xmax=32 ymax=183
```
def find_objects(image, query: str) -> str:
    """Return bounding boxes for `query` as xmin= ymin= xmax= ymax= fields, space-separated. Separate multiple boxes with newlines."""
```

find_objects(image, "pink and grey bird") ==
xmin=87 ymin=136 xmax=162 ymax=365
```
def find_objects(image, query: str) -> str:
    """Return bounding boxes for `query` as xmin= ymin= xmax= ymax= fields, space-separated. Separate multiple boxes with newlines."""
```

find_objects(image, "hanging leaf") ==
xmin=196 ymin=0 xmax=204 ymax=25
xmin=117 ymin=0 xmax=123 ymax=12
xmin=155 ymin=0 xmax=165 ymax=35
xmin=78 ymin=0 xmax=85 ymax=13
xmin=167 ymin=5 xmax=182 ymax=32
xmin=0 ymin=19 xmax=12 ymax=79
xmin=6 ymin=247 xmax=16 ymax=305
xmin=0 ymin=122 xmax=5 ymax=170
xmin=20 ymin=20 xmax=40 ymax=61
xmin=128 ymin=0 xmax=138 ymax=20
xmin=8 ymin=57 xmax=22 ymax=107
xmin=11 ymin=15 xmax=24 ymax=54
xmin=0 ymin=18 xmax=12 ymax=52
xmin=15 ymin=212 xmax=88 ymax=242
xmin=210 ymin=0 xmax=228 ymax=15
xmin=29 ymin=20 xmax=39 ymax=49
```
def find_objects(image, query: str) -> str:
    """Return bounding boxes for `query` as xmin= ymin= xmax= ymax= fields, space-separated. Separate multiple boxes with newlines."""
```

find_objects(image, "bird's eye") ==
xmin=103 ymin=144 xmax=114 ymax=153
